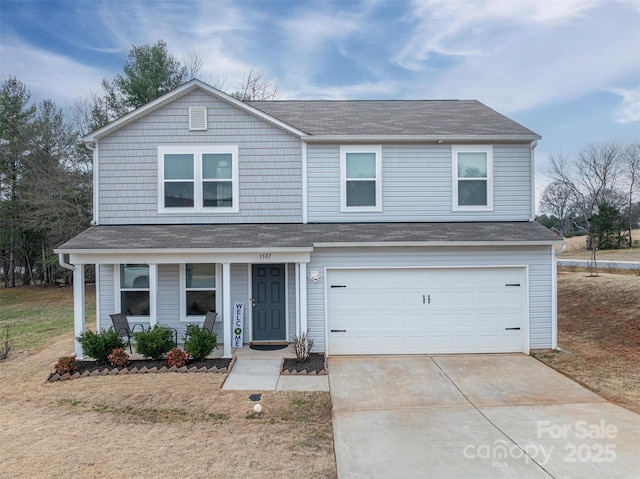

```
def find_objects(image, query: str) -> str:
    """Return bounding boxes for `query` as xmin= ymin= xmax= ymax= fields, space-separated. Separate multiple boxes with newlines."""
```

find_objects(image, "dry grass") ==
xmin=559 ymin=229 xmax=640 ymax=261
xmin=534 ymin=272 xmax=640 ymax=414
xmin=0 ymin=334 xmax=336 ymax=479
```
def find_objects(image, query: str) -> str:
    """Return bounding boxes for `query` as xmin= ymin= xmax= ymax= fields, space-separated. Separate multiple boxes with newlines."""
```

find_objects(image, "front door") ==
xmin=251 ymin=264 xmax=286 ymax=341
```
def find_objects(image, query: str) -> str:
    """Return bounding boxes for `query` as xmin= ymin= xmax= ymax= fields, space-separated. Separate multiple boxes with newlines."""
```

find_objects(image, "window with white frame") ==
xmin=181 ymin=263 xmax=216 ymax=319
xmin=159 ymin=145 xmax=239 ymax=213
xmin=119 ymin=264 xmax=150 ymax=316
xmin=340 ymin=145 xmax=382 ymax=211
xmin=452 ymin=145 xmax=493 ymax=211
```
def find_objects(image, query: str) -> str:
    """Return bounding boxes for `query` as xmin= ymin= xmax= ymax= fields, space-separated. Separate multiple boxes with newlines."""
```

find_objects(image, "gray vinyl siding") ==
xmin=306 ymin=246 xmax=552 ymax=353
xmin=287 ymin=263 xmax=297 ymax=341
xmin=97 ymin=264 xmax=115 ymax=331
xmin=97 ymin=90 xmax=302 ymax=224
xmin=307 ymin=144 xmax=532 ymax=222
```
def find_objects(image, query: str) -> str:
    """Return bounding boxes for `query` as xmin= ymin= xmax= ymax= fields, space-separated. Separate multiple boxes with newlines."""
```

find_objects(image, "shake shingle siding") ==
xmin=97 ymin=90 xmax=303 ymax=225
xmin=307 ymin=144 xmax=532 ymax=222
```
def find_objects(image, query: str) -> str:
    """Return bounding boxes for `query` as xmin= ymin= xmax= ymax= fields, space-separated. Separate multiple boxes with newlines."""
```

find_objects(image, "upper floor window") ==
xmin=340 ymin=145 xmax=382 ymax=212
xmin=158 ymin=145 xmax=239 ymax=213
xmin=452 ymin=145 xmax=493 ymax=211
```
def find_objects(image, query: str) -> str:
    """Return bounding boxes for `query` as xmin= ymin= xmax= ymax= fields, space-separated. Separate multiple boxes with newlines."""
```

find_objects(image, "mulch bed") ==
xmin=47 ymin=357 xmax=233 ymax=382
xmin=281 ymin=353 xmax=327 ymax=375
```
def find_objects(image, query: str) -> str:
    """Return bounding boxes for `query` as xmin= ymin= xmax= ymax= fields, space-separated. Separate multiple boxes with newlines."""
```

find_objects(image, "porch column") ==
xmin=298 ymin=262 xmax=308 ymax=334
xmin=73 ymin=264 xmax=86 ymax=358
xmin=149 ymin=264 xmax=158 ymax=327
xmin=222 ymin=263 xmax=232 ymax=358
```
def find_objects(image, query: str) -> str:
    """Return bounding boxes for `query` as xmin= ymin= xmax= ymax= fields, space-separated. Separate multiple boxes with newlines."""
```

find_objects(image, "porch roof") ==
xmin=56 ymin=222 xmax=561 ymax=253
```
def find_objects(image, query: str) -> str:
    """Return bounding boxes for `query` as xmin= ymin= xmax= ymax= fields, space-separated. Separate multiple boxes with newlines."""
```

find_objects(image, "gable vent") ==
xmin=189 ymin=107 xmax=207 ymax=131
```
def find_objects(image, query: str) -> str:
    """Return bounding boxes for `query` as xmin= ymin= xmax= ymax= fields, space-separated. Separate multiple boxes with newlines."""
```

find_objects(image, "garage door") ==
xmin=327 ymin=267 xmax=526 ymax=355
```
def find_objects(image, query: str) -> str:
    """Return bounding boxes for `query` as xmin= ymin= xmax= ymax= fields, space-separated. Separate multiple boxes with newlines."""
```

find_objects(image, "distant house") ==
xmin=56 ymin=79 xmax=562 ymax=359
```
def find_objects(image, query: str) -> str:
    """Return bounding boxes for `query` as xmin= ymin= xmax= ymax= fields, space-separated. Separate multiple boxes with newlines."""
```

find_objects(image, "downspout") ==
xmin=58 ymin=253 xmax=73 ymax=271
xmin=551 ymin=242 xmax=567 ymax=351
xmin=529 ymin=140 xmax=538 ymax=222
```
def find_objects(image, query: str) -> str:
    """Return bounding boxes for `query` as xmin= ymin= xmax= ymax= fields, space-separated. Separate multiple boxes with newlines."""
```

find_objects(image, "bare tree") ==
xmin=622 ymin=143 xmax=640 ymax=246
xmin=546 ymin=143 xmax=623 ymax=275
xmin=539 ymin=181 xmax=575 ymax=234
xmin=231 ymin=68 xmax=280 ymax=101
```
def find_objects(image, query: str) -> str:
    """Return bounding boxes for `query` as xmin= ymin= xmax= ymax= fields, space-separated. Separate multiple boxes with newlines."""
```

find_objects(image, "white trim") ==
xmin=299 ymin=262 xmax=308 ymax=335
xmin=149 ymin=264 xmax=158 ymax=327
xmin=312 ymin=240 xmax=562 ymax=248
xmin=452 ymin=145 xmax=493 ymax=212
xmin=158 ymin=145 xmax=239 ymax=214
xmin=92 ymin=143 xmax=99 ymax=225
xmin=247 ymin=264 xmax=253 ymax=343
xmin=530 ymin=140 xmax=537 ymax=221
xmin=324 ymin=265 xmax=530 ymax=356
xmin=551 ymin=246 xmax=558 ymax=349
xmin=295 ymin=263 xmax=301 ymax=336
xmin=222 ymin=263 xmax=232 ymax=357
xmin=302 ymin=135 xmax=541 ymax=144
xmin=285 ymin=264 xmax=290 ymax=341
xmin=73 ymin=264 xmax=86 ymax=358
xmin=340 ymin=145 xmax=383 ymax=212
xmin=113 ymin=264 xmax=151 ymax=323
xmin=302 ymin=142 xmax=308 ymax=224
xmin=83 ymin=79 xmax=308 ymax=142
xmin=95 ymin=263 xmax=100 ymax=330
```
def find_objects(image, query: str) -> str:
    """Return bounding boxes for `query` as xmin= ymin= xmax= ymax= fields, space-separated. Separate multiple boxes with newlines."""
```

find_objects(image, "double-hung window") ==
xmin=180 ymin=263 xmax=217 ymax=320
xmin=340 ymin=145 xmax=382 ymax=212
xmin=159 ymin=145 xmax=238 ymax=213
xmin=452 ymin=145 xmax=493 ymax=211
xmin=118 ymin=264 xmax=150 ymax=316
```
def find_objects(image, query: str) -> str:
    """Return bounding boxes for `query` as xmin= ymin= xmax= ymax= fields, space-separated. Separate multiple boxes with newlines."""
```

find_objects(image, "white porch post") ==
xmin=73 ymin=264 xmax=86 ymax=358
xmin=149 ymin=264 xmax=158 ymax=327
xmin=222 ymin=263 xmax=232 ymax=358
xmin=299 ymin=262 xmax=308 ymax=334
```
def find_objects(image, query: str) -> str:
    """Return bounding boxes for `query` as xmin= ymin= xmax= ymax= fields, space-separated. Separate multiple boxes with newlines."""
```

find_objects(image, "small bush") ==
xmin=133 ymin=325 xmax=175 ymax=359
xmin=0 ymin=323 xmax=14 ymax=360
xmin=293 ymin=330 xmax=314 ymax=363
xmin=108 ymin=348 xmax=131 ymax=368
xmin=183 ymin=324 xmax=217 ymax=362
xmin=77 ymin=328 xmax=126 ymax=363
xmin=55 ymin=356 xmax=78 ymax=374
xmin=167 ymin=348 xmax=190 ymax=368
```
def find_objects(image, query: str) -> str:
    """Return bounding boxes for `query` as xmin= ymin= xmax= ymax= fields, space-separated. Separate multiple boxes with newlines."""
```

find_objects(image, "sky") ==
xmin=1 ymin=0 xmax=639 ymax=206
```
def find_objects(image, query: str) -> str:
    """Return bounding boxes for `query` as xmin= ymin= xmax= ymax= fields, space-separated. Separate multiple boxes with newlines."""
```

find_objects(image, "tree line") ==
xmin=538 ymin=142 xmax=640 ymax=249
xmin=0 ymin=40 xmax=279 ymax=287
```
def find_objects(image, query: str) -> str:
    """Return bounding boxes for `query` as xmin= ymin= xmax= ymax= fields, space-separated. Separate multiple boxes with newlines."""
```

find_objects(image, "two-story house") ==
xmin=56 ymin=79 xmax=562 ymax=359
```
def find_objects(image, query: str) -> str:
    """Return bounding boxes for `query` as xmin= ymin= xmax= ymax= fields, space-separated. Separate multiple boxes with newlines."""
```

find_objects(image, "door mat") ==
xmin=249 ymin=344 xmax=288 ymax=351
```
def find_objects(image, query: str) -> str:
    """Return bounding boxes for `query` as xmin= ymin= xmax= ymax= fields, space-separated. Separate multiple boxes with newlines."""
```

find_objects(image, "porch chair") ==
xmin=110 ymin=313 xmax=145 ymax=353
xmin=202 ymin=311 xmax=218 ymax=333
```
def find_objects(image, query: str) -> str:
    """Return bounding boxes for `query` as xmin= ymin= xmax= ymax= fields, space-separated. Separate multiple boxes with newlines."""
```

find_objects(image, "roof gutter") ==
xmin=58 ymin=253 xmax=74 ymax=271
xmin=302 ymin=134 xmax=542 ymax=144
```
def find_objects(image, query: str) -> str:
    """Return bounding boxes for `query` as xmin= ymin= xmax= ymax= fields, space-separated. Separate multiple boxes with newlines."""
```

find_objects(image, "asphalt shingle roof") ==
xmin=247 ymin=100 xmax=539 ymax=138
xmin=56 ymin=222 xmax=560 ymax=252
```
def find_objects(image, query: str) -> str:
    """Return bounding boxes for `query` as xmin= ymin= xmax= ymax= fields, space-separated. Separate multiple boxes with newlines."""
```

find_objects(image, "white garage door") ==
xmin=327 ymin=267 xmax=526 ymax=355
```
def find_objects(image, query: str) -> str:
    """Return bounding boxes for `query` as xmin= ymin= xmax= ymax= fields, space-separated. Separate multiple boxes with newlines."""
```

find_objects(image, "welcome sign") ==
xmin=233 ymin=302 xmax=244 ymax=348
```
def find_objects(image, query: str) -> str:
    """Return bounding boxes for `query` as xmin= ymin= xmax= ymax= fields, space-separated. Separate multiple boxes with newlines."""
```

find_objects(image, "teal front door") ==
xmin=252 ymin=264 xmax=286 ymax=341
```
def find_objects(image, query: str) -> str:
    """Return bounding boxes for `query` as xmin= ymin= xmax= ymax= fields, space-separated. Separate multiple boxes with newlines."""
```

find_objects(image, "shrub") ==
xmin=293 ymin=330 xmax=314 ymax=363
xmin=133 ymin=325 xmax=175 ymax=359
xmin=108 ymin=348 xmax=131 ymax=368
xmin=77 ymin=328 xmax=126 ymax=363
xmin=167 ymin=348 xmax=190 ymax=368
xmin=183 ymin=324 xmax=217 ymax=361
xmin=54 ymin=356 xmax=78 ymax=374
xmin=0 ymin=323 xmax=13 ymax=360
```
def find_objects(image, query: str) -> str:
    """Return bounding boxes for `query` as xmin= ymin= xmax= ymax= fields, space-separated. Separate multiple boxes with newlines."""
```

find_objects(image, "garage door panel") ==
xmin=328 ymin=267 xmax=526 ymax=355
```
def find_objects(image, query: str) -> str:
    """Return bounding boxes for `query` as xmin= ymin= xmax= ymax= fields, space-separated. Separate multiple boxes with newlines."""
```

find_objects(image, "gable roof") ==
xmin=83 ymin=79 xmax=540 ymax=143
xmin=247 ymin=100 xmax=539 ymax=139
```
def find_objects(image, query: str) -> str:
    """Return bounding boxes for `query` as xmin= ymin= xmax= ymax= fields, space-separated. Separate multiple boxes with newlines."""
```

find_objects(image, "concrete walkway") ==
xmin=222 ymin=347 xmax=329 ymax=391
xmin=329 ymin=355 xmax=640 ymax=478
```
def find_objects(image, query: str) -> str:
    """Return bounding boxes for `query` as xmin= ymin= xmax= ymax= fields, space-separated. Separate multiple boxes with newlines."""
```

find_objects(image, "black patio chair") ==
xmin=110 ymin=313 xmax=145 ymax=353
xmin=202 ymin=311 xmax=218 ymax=333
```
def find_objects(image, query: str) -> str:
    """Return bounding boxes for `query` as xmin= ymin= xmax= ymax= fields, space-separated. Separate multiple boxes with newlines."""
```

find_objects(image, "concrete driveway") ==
xmin=328 ymin=355 xmax=640 ymax=478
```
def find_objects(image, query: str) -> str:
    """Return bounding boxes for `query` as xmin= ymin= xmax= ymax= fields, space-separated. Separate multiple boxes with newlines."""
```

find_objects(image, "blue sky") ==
xmin=1 ymin=0 xmax=639 ymax=204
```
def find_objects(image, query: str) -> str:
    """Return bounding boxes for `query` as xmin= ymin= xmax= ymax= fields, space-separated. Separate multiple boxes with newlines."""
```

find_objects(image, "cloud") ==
xmin=0 ymin=36 xmax=108 ymax=106
xmin=610 ymin=86 xmax=640 ymax=124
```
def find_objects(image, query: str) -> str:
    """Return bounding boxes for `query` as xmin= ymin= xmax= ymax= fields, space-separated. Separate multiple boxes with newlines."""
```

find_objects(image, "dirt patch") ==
xmin=282 ymin=353 xmax=326 ymax=375
xmin=0 ymin=334 xmax=337 ymax=479
xmin=533 ymin=272 xmax=640 ymax=413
